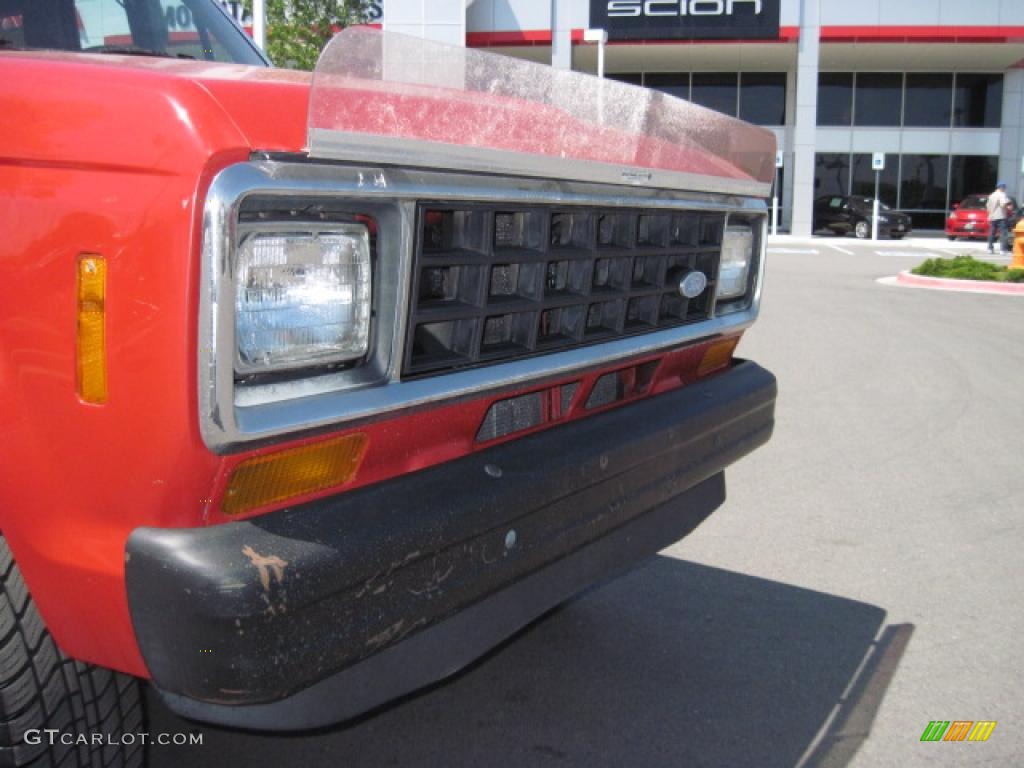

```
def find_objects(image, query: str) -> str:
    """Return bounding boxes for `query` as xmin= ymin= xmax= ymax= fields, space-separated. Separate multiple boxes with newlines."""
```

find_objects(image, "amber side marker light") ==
xmin=698 ymin=336 xmax=740 ymax=377
xmin=223 ymin=433 xmax=368 ymax=516
xmin=77 ymin=256 xmax=107 ymax=404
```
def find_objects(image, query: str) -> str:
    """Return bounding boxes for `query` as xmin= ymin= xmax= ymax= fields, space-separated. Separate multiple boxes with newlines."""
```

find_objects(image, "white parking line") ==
xmin=875 ymin=251 xmax=939 ymax=258
xmin=767 ymin=248 xmax=819 ymax=255
xmin=825 ymin=243 xmax=855 ymax=255
xmin=931 ymin=243 xmax=990 ymax=251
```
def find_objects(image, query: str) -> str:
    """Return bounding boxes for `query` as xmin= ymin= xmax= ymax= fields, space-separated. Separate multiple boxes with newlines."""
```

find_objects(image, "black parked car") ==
xmin=813 ymin=195 xmax=913 ymax=239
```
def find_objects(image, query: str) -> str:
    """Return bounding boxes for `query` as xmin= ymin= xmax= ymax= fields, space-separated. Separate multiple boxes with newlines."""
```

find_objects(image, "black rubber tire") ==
xmin=0 ymin=536 xmax=144 ymax=768
xmin=854 ymin=220 xmax=870 ymax=239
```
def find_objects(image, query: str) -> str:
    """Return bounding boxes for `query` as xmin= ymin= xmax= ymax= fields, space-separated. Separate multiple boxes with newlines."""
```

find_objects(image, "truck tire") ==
xmin=0 ymin=536 xmax=144 ymax=768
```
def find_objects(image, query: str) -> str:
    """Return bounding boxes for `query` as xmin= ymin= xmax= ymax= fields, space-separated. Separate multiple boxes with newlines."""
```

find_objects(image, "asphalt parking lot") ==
xmin=145 ymin=235 xmax=1024 ymax=767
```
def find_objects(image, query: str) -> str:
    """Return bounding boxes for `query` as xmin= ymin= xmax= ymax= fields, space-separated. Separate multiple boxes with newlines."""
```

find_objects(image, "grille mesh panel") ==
xmin=405 ymin=205 xmax=724 ymax=377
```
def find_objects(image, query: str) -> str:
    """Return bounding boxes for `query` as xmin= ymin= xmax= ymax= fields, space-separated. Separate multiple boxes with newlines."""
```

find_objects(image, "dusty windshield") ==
xmin=0 ymin=0 xmax=264 ymax=64
xmin=308 ymin=28 xmax=775 ymax=197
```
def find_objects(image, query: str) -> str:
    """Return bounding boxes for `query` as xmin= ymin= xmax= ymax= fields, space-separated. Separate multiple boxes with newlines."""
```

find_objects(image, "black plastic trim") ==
xmin=126 ymin=360 xmax=776 ymax=730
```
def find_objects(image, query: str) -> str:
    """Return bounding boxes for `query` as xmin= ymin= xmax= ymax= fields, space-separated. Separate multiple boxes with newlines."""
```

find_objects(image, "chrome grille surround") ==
xmin=199 ymin=158 xmax=767 ymax=453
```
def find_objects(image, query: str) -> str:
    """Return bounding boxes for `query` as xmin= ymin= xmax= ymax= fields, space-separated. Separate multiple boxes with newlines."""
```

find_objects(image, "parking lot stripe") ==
xmin=825 ymin=244 xmax=855 ymax=255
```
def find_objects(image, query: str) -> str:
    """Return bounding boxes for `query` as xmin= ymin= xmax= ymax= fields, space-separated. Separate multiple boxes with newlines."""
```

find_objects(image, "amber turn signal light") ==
xmin=698 ymin=336 xmax=740 ymax=377
xmin=222 ymin=433 xmax=368 ymax=516
xmin=77 ymin=256 xmax=107 ymax=404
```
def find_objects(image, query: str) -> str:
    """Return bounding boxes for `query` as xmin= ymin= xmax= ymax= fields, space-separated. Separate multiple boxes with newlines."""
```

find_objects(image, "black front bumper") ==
xmin=126 ymin=361 xmax=776 ymax=730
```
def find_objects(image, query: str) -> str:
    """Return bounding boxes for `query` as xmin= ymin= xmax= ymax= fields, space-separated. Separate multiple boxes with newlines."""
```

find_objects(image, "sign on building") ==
xmin=590 ymin=0 xmax=781 ymax=41
xmin=219 ymin=1 xmax=250 ymax=23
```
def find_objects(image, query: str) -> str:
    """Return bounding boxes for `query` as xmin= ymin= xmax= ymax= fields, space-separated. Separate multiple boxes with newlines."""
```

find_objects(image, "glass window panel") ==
xmin=908 ymin=212 xmax=947 ymax=230
xmin=855 ymin=73 xmax=903 ymax=127
xmin=949 ymin=155 xmax=999 ymax=204
xmin=814 ymin=153 xmax=850 ymax=198
xmin=691 ymin=73 xmax=738 ymax=117
xmin=643 ymin=73 xmax=689 ymax=100
xmin=953 ymin=74 xmax=1003 ymax=128
xmin=900 ymin=154 xmax=950 ymax=211
xmin=607 ymin=73 xmax=644 ymax=87
xmin=904 ymin=74 xmax=953 ymax=127
xmin=817 ymin=73 xmax=854 ymax=126
xmin=2 ymin=0 xmax=262 ymax=63
xmin=850 ymin=154 xmax=898 ymax=207
xmin=739 ymin=72 xmax=786 ymax=126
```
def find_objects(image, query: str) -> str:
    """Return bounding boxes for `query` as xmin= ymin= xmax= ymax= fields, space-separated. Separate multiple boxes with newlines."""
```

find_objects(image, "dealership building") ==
xmin=379 ymin=0 xmax=1024 ymax=234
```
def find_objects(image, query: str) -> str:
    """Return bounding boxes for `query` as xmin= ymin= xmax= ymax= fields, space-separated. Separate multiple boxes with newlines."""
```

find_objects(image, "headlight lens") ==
xmin=235 ymin=225 xmax=371 ymax=373
xmin=718 ymin=224 xmax=753 ymax=300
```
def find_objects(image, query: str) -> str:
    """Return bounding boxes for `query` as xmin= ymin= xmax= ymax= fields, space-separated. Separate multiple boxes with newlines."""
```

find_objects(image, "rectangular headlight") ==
xmin=718 ymin=224 xmax=754 ymax=301
xmin=235 ymin=225 xmax=371 ymax=373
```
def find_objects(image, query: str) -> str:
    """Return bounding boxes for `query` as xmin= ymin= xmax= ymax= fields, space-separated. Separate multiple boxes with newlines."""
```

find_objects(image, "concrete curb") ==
xmin=890 ymin=270 xmax=1024 ymax=295
xmin=766 ymin=234 xmax=1002 ymax=251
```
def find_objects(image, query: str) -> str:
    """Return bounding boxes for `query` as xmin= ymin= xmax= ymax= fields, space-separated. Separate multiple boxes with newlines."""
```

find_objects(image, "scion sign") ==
xmin=592 ymin=0 xmax=781 ymax=40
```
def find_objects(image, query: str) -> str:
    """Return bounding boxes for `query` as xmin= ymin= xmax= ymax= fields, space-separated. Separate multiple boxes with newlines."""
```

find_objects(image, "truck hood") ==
xmin=1 ymin=52 xmax=310 ymax=175
xmin=4 ymin=36 xmax=775 ymax=197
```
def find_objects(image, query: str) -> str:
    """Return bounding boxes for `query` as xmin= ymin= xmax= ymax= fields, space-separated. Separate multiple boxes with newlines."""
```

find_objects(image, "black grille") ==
xmin=405 ymin=204 xmax=725 ymax=377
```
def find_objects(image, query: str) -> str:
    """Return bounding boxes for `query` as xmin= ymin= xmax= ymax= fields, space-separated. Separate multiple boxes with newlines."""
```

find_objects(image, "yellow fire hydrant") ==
xmin=1013 ymin=220 xmax=1024 ymax=270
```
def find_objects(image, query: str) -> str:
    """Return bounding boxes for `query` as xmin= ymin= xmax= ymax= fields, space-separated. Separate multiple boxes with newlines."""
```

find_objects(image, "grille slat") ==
xmin=405 ymin=204 xmax=724 ymax=378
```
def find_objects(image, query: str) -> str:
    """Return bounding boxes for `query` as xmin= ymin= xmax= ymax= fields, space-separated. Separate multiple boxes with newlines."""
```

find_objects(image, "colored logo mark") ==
xmin=921 ymin=721 xmax=997 ymax=742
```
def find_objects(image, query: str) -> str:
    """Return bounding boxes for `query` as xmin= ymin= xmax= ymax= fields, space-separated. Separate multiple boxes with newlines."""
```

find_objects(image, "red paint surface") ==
xmin=0 ymin=49 xmax=743 ymax=680
xmin=468 ymin=24 xmax=1024 ymax=47
xmin=467 ymin=29 xmax=558 ymax=47
xmin=0 ymin=53 xmax=308 ymax=676
xmin=205 ymin=338 xmax=740 ymax=526
xmin=466 ymin=27 xmax=800 ymax=47
xmin=945 ymin=208 xmax=992 ymax=240
xmin=897 ymin=271 xmax=1024 ymax=295
xmin=820 ymin=25 xmax=1024 ymax=44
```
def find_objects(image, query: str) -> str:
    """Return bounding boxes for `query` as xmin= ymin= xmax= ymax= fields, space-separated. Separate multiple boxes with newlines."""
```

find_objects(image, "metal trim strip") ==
xmin=309 ymin=128 xmax=772 ymax=199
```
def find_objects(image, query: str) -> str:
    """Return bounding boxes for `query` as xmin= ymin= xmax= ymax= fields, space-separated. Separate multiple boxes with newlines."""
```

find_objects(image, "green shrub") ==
xmin=911 ymin=255 xmax=1019 ymax=282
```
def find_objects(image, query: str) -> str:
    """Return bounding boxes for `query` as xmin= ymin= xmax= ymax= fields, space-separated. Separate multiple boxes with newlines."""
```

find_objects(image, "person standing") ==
xmin=986 ymin=181 xmax=1010 ymax=254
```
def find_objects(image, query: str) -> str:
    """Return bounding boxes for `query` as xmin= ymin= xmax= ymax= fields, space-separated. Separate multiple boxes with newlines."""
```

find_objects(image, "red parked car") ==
xmin=946 ymin=193 xmax=1020 ymax=240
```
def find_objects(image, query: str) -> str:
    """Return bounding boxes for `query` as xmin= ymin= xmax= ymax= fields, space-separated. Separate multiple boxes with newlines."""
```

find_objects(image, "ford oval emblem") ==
xmin=678 ymin=270 xmax=708 ymax=299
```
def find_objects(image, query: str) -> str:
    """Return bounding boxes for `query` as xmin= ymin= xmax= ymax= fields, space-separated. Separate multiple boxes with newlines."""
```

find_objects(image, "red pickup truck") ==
xmin=0 ymin=2 xmax=776 ymax=765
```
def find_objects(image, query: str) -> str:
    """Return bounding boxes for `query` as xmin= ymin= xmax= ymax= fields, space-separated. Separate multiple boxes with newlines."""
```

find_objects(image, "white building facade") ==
xmin=381 ymin=0 xmax=1024 ymax=234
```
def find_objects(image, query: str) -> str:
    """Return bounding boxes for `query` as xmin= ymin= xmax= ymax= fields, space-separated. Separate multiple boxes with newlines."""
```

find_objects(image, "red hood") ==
xmin=185 ymin=62 xmax=311 ymax=152
xmin=2 ymin=50 xmax=772 ymax=189
xmin=951 ymin=209 xmax=986 ymax=219
xmin=0 ymin=52 xmax=311 ymax=173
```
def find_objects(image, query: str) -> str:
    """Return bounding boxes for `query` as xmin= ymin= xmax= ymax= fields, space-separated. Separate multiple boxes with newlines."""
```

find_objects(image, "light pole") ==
xmin=253 ymin=0 xmax=265 ymax=49
xmin=583 ymin=28 xmax=607 ymax=79
xmin=773 ymin=150 xmax=783 ymax=236
xmin=871 ymin=152 xmax=885 ymax=241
